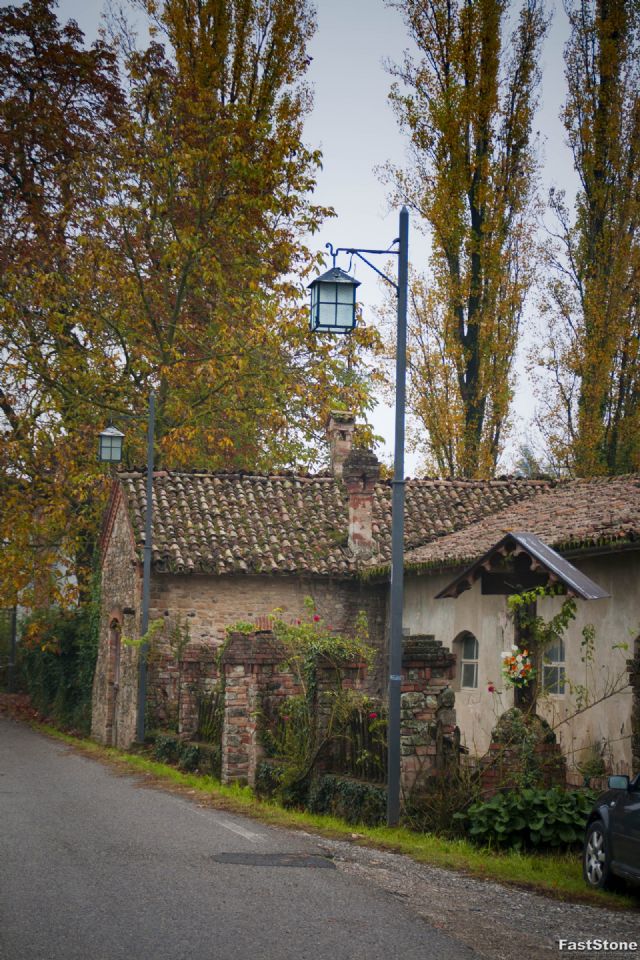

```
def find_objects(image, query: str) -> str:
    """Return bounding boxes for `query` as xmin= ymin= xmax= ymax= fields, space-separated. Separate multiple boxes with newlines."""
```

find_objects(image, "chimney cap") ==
xmin=343 ymin=447 xmax=380 ymax=485
xmin=327 ymin=410 xmax=356 ymax=428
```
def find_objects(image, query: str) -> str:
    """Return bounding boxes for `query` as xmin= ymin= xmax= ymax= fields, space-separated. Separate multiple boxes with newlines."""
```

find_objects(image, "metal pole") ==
xmin=387 ymin=206 xmax=409 ymax=827
xmin=136 ymin=391 xmax=155 ymax=743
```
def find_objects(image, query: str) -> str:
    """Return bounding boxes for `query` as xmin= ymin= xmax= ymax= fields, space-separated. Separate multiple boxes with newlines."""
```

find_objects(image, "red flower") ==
xmin=313 ymin=614 xmax=320 ymax=622
xmin=368 ymin=711 xmax=378 ymax=720
xmin=487 ymin=683 xmax=496 ymax=693
xmin=282 ymin=715 xmax=290 ymax=722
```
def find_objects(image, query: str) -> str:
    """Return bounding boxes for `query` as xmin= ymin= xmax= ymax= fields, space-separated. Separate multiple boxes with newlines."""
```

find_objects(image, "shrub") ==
xmin=192 ymin=742 xmax=221 ymax=779
xmin=456 ymin=786 xmax=596 ymax=850
xmin=18 ymin=600 xmax=100 ymax=734
xmin=307 ymin=774 xmax=387 ymax=826
xmin=195 ymin=685 xmax=224 ymax=744
xmin=257 ymin=600 xmax=376 ymax=804
xmin=153 ymin=734 xmax=180 ymax=764
xmin=177 ymin=743 xmax=201 ymax=772
xmin=403 ymin=767 xmax=482 ymax=839
xmin=255 ymin=759 xmax=284 ymax=799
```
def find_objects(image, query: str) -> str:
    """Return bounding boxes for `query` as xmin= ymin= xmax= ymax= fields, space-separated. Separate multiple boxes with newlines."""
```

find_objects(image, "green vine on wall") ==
xmin=259 ymin=597 xmax=376 ymax=803
xmin=507 ymin=585 xmax=579 ymax=653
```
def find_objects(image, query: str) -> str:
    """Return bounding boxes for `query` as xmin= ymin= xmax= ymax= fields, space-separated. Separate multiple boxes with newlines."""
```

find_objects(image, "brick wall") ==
xmin=145 ymin=573 xmax=387 ymax=739
xmin=219 ymin=629 xmax=459 ymax=798
xmin=148 ymin=574 xmax=385 ymax=671
xmin=221 ymin=631 xmax=300 ymax=784
xmin=93 ymin=512 xmax=388 ymax=750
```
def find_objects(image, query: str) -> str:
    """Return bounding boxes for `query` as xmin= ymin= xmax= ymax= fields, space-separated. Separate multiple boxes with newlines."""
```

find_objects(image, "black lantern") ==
xmin=308 ymin=266 xmax=360 ymax=333
xmin=98 ymin=425 xmax=125 ymax=463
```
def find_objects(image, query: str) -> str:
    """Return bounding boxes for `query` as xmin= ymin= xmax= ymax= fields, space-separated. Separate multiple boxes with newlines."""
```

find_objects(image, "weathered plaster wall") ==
xmin=91 ymin=495 xmax=141 ymax=748
xmin=403 ymin=551 xmax=639 ymax=776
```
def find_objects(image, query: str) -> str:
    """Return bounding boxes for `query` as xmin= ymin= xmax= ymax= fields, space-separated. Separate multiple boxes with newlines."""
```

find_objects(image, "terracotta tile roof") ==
xmin=404 ymin=475 xmax=640 ymax=571
xmin=118 ymin=471 xmax=551 ymax=577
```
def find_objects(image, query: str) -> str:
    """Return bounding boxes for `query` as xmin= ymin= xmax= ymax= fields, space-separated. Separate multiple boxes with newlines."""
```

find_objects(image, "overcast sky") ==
xmin=11 ymin=0 xmax=576 ymax=472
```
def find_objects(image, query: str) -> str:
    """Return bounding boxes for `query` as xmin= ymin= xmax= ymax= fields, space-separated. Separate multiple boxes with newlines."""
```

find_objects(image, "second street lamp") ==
xmin=308 ymin=207 xmax=409 ymax=827
xmin=98 ymin=425 xmax=125 ymax=464
xmin=98 ymin=393 xmax=156 ymax=744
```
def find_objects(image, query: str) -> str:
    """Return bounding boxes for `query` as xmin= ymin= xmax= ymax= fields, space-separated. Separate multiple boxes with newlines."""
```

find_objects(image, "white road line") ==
xmin=215 ymin=818 xmax=265 ymax=842
xmin=155 ymin=791 xmax=265 ymax=842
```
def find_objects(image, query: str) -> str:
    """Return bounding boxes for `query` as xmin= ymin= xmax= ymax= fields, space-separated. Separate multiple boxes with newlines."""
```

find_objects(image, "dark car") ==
xmin=583 ymin=774 xmax=640 ymax=889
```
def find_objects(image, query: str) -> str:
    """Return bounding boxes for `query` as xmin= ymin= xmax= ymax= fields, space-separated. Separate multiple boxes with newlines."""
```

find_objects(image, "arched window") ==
xmin=109 ymin=616 xmax=122 ymax=689
xmin=455 ymin=631 xmax=479 ymax=689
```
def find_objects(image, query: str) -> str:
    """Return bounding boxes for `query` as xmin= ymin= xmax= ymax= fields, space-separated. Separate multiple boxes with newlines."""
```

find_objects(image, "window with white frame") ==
xmin=542 ymin=639 xmax=566 ymax=695
xmin=459 ymin=632 xmax=479 ymax=689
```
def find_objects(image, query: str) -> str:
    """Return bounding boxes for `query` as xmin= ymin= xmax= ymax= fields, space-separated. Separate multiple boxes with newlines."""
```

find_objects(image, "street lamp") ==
xmin=308 ymin=266 xmax=360 ymax=333
xmin=309 ymin=207 xmax=409 ymax=827
xmin=98 ymin=425 xmax=125 ymax=463
xmin=99 ymin=393 xmax=156 ymax=744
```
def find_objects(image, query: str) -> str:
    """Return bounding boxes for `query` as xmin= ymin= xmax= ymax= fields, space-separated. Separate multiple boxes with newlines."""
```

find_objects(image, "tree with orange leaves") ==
xmin=0 ymin=0 xmax=380 ymax=608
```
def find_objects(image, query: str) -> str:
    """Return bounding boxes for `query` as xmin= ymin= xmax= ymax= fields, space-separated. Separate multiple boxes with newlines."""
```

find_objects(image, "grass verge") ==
xmin=33 ymin=721 xmax=638 ymax=911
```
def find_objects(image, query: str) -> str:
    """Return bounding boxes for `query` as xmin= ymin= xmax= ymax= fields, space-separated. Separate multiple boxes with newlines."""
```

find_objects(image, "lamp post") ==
xmin=308 ymin=207 xmax=409 ymax=827
xmin=99 ymin=393 xmax=156 ymax=743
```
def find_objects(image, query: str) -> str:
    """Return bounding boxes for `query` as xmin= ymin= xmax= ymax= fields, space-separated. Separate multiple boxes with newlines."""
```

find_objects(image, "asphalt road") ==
xmin=0 ymin=719 xmax=477 ymax=960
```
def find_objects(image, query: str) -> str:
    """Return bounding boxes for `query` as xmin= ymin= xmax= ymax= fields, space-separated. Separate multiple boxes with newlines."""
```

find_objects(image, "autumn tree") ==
xmin=0 ymin=0 xmax=125 ymax=606
xmin=0 ymin=0 xmax=379 ymax=608
xmin=78 ymin=0 xmax=378 ymax=472
xmin=535 ymin=0 xmax=640 ymax=475
xmin=383 ymin=0 xmax=547 ymax=477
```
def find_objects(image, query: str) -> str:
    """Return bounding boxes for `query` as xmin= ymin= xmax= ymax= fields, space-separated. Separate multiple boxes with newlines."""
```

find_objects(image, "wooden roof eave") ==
xmin=435 ymin=532 xmax=611 ymax=601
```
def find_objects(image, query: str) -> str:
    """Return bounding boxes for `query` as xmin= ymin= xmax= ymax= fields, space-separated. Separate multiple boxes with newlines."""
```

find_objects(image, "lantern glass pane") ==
xmin=311 ymin=285 xmax=318 ymax=308
xmin=320 ymin=303 xmax=337 ymax=326
xmin=319 ymin=283 xmax=337 ymax=303
xmin=336 ymin=304 xmax=354 ymax=327
xmin=337 ymin=284 xmax=353 ymax=303
xmin=99 ymin=434 xmax=123 ymax=462
xmin=99 ymin=438 xmax=112 ymax=461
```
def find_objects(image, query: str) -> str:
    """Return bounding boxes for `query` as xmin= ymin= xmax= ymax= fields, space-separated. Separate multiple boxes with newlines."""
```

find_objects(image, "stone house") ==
xmin=91 ymin=415 xmax=640 ymax=779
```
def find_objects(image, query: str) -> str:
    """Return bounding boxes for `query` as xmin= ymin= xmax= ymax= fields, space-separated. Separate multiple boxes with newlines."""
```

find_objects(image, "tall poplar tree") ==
xmin=537 ymin=0 xmax=640 ymax=475
xmin=384 ymin=0 xmax=547 ymax=477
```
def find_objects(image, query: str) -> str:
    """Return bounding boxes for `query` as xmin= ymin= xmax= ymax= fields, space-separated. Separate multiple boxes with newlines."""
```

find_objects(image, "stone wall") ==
xmin=400 ymin=636 xmax=458 ymax=793
xmin=91 ymin=494 xmax=141 ymax=748
xmin=479 ymin=741 xmax=567 ymax=797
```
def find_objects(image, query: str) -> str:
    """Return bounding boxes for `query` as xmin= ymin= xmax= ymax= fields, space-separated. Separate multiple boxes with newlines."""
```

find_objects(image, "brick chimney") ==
xmin=342 ymin=448 xmax=380 ymax=558
xmin=327 ymin=411 xmax=356 ymax=479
